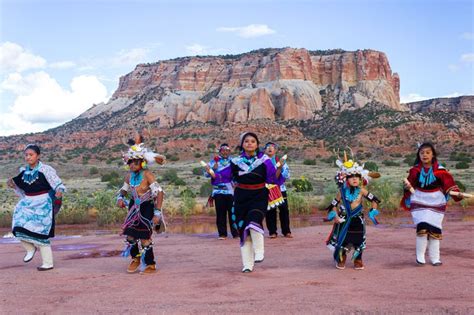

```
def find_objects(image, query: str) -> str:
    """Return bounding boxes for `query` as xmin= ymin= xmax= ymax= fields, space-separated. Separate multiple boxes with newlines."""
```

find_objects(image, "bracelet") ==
xmin=154 ymin=209 xmax=162 ymax=217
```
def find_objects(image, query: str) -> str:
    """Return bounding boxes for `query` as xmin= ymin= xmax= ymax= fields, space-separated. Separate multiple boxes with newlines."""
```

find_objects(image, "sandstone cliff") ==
xmin=405 ymin=95 xmax=473 ymax=113
xmin=79 ymin=48 xmax=403 ymax=128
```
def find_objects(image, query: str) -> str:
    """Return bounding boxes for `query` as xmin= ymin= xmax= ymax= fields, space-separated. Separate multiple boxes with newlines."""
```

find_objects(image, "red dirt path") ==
xmin=0 ymin=221 xmax=473 ymax=314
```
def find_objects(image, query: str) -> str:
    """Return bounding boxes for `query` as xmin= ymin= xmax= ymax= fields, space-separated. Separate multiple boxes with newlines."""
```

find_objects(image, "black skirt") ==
xmin=122 ymin=200 xmax=154 ymax=240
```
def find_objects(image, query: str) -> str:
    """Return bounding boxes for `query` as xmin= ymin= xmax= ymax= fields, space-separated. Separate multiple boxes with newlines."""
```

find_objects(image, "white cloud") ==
xmin=0 ymin=71 xmax=109 ymax=136
xmin=401 ymin=92 xmax=463 ymax=104
xmin=461 ymin=32 xmax=474 ymax=40
xmin=217 ymin=24 xmax=276 ymax=38
xmin=400 ymin=93 xmax=430 ymax=103
xmin=112 ymin=48 xmax=150 ymax=66
xmin=0 ymin=42 xmax=46 ymax=73
xmin=461 ymin=53 xmax=474 ymax=63
xmin=185 ymin=44 xmax=209 ymax=55
xmin=185 ymin=44 xmax=226 ymax=56
xmin=448 ymin=64 xmax=459 ymax=72
xmin=49 ymin=61 xmax=76 ymax=69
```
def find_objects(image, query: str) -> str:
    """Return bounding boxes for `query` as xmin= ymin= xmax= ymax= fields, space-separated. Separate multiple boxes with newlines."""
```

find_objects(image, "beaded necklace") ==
xmin=130 ymin=170 xmax=144 ymax=187
xmin=22 ymin=162 xmax=41 ymax=185
xmin=344 ymin=186 xmax=361 ymax=203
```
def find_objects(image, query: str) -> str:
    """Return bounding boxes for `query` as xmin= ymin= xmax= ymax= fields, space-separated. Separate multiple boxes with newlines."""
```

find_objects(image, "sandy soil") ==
xmin=0 ymin=221 xmax=473 ymax=314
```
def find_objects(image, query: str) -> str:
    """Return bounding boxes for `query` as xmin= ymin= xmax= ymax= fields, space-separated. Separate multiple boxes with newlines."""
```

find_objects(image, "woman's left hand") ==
xmin=55 ymin=191 xmax=63 ymax=198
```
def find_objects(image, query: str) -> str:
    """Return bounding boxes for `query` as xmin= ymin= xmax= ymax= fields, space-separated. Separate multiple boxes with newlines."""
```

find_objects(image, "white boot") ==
xmin=428 ymin=238 xmax=442 ymax=266
xmin=250 ymin=229 xmax=264 ymax=263
xmin=37 ymin=245 xmax=54 ymax=271
xmin=240 ymin=239 xmax=254 ymax=272
xmin=21 ymin=241 xmax=36 ymax=263
xmin=416 ymin=235 xmax=428 ymax=265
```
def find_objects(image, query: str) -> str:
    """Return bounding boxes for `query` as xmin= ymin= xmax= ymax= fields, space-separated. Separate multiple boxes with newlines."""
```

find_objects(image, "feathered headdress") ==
xmin=333 ymin=148 xmax=376 ymax=186
xmin=123 ymin=134 xmax=166 ymax=166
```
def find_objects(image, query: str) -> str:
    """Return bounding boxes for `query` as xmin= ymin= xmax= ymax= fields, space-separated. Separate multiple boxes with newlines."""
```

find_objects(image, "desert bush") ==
xmin=287 ymin=192 xmax=312 ymax=215
xmin=382 ymin=160 xmax=399 ymax=167
xmin=0 ymin=210 xmax=12 ymax=228
xmin=89 ymin=167 xmax=99 ymax=175
xmin=365 ymin=179 xmax=402 ymax=215
xmin=199 ymin=182 xmax=213 ymax=197
xmin=57 ymin=193 xmax=91 ymax=224
xmin=455 ymin=161 xmax=469 ymax=169
xmin=303 ymin=159 xmax=316 ymax=165
xmin=364 ymin=161 xmax=379 ymax=172
xmin=192 ymin=167 xmax=203 ymax=175
xmin=292 ymin=176 xmax=313 ymax=192
xmin=94 ymin=190 xmax=125 ymax=226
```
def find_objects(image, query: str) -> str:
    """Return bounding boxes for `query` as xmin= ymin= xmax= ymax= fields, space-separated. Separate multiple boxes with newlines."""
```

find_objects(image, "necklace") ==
xmin=22 ymin=162 xmax=41 ymax=185
xmin=419 ymin=167 xmax=436 ymax=188
xmin=130 ymin=171 xmax=144 ymax=187
xmin=344 ymin=186 xmax=361 ymax=203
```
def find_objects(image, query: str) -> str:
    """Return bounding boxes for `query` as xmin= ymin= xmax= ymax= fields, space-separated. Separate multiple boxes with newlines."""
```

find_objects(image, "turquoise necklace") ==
xmin=419 ymin=166 xmax=436 ymax=188
xmin=344 ymin=186 xmax=361 ymax=203
xmin=22 ymin=162 xmax=41 ymax=185
xmin=130 ymin=170 xmax=144 ymax=187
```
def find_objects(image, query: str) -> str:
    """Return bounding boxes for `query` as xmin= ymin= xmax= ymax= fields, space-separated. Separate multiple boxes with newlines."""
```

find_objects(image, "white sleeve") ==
xmin=40 ymin=164 xmax=66 ymax=192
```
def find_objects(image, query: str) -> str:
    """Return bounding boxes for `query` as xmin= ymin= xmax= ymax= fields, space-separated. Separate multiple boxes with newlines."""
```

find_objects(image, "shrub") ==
xmin=199 ymin=182 xmax=213 ymax=197
xmin=364 ymin=161 xmax=379 ymax=172
xmin=287 ymin=192 xmax=312 ymax=215
xmin=455 ymin=161 xmax=469 ymax=169
xmin=57 ymin=193 xmax=91 ymax=224
xmin=207 ymin=143 xmax=216 ymax=150
xmin=382 ymin=160 xmax=399 ymax=167
xmin=194 ymin=153 xmax=202 ymax=158
xmin=303 ymin=159 xmax=316 ymax=165
xmin=94 ymin=190 xmax=126 ymax=226
xmin=291 ymin=176 xmax=313 ymax=192
xmin=192 ymin=167 xmax=203 ymax=175
xmin=366 ymin=179 xmax=402 ymax=216
xmin=174 ymin=178 xmax=186 ymax=186
xmin=162 ymin=169 xmax=179 ymax=183
xmin=180 ymin=193 xmax=196 ymax=218
xmin=0 ymin=210 xmax=12 ymax=228
xmin=180 ymin=187 xmax=196 ymax=198
xmin=89 ymin=167 xmax=99 ymax=175
xmin=403 ymin=153 xmax=417 ymax=166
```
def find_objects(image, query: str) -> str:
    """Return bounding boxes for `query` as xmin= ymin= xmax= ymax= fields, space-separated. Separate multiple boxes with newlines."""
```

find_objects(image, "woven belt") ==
xmin=236 ymin=183 xmax=265 ymax=190
xmin=25 ymin=190 xmax=49 ymax=196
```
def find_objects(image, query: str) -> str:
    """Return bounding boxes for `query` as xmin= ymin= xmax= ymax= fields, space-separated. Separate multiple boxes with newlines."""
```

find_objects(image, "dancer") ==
xmin=203 ymin=143 xmax=238 ymax=239
xmin=7 ymin=144 xmax=66 ymax=271
xmin=264 ymin=142 xmax=292 ymax=238
xmin=401 ymin=142 xmax=464 ymax=266
xmin=325 ymin=151 xmax=380 ymax=270
xmin=117 ymin=135 xmax=165 ymax=274
xmin=230 ymin=132 xmax=282 ymax=272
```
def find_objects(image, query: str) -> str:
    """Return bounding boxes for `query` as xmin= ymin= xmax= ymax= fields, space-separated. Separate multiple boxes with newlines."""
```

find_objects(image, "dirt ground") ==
xmin=0 ymin=220 xmax=473 ymax=314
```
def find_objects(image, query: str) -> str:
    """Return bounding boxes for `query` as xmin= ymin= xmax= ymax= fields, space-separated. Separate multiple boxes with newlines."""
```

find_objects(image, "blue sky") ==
xmin=0 ymin=0 xmax=472 ymax=135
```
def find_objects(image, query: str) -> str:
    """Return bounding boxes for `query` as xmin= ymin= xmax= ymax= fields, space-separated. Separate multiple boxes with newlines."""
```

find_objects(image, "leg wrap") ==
xmin=428 ymin=238 xmax=441 ymax=265
xmin=39 ymin=245 xmax=54 ymax=268
xmin=240 ymin=239 xmax=254 ymax=272
xmin=250 ymin=229 xmax=264 ymax=262
xmin=416 ymin=235 xmax=428 ymax=264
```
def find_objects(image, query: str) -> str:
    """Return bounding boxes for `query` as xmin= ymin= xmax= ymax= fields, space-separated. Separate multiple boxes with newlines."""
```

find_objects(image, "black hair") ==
xmin=24 ymin=144 xmax=40 ymax=155
xmin=239 ymin=132 xmax=260 ymax=152
xmin=219 ymin=143 xmax=230 ymax=149
xmin=414 ymin=142 xmax=437 ymax=166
